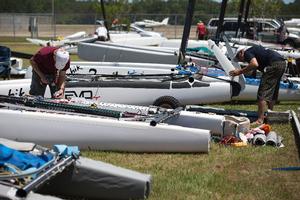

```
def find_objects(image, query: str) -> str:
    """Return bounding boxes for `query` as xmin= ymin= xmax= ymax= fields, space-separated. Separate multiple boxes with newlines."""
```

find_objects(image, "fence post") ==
xmin=52 ymin=0 xmax=56 ymax=39
xmin=13 ymin=14 xmax=16 ymax=39
xmin=174 ymin=15 xmax=178 ymax=39
xmin=29 ymin=16 xmax=38 ymax=38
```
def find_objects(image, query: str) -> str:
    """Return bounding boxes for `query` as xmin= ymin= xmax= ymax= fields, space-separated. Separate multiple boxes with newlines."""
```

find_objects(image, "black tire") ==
xmin=153 ymin=96 xmax=182 ymax=109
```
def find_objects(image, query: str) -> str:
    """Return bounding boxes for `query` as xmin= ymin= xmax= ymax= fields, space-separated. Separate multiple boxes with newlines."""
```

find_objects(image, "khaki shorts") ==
xmin=257 ymin=61 xmax=286 ymax=101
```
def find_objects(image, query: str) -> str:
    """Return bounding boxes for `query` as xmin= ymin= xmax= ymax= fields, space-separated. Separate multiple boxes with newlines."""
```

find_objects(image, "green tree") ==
xmin=228 ymin=0 xmax=283 ymax=18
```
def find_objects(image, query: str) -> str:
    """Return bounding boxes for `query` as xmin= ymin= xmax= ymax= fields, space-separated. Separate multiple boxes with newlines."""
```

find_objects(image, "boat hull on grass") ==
xmin=0 ymin=79 xmax=232 ymax=106
xmin=233 ymin=78 xmax=300 ymax=101
xmin=0 ymin=109 xmax=210 ymax=153
xmin=0 ymin=139 xmax=151 ymax=200
xmin=66 ymin=62 xmax=300 ymax=101
xmin=65 ymin=80 xmax=231 ymax=105
xmin=19 ymin=62 xmax=300 ymax=102
xmin=37 ymin=157 xmax=151 ymax=200
xmin=203 ymin=67 xmax=300 ymax=101
xmin=166 ymin=110 xmax=250 ymax=136
xmin=63 ymin=99 xmax=249 ymax=137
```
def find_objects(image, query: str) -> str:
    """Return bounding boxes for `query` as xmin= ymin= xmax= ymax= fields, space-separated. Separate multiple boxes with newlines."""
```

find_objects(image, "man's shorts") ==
xmin=29 ymin=71 xmax=57 ymax=97
xmin=257 ymin=61 xmax=286 ymax=101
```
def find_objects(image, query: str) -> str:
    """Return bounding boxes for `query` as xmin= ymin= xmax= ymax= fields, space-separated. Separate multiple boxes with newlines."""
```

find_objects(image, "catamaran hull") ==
xmin=233 ymin=83 xmax=300 ymax=101
xmin=69 ymin=61 xmax=176 ymax=74
xmin=37 ymin=157 xmax=151 ymax=200
xmin=0 ymin=109 xmax=210 ymax=152
xmin=67 ymin=63 xmax=300 ymax=101
xmin=0 ymin=79 xmax=232 ymax=105
xmin=78 ymin=42 xmax=213 ymax=66
xmin=25 ymin=62 xmax=177 ymax=78
xmin=166 ymin=110 xmax=249 ymax=136
xmin=0 ymin=138 xmax=151 ymax=200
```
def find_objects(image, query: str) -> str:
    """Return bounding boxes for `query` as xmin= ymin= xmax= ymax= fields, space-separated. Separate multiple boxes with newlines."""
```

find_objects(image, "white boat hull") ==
xmin=22 ymin=61 xmax=300 ymax=102
xmin=0 ymin=109 xmax=210 ymax=152
xmin=68 ymin=61 xmax=176 ymax=75
xmin=25 ymin=62 xmax=176 ymax=79
xmin=109 ymin=33 xmax=165 ymax=46
xmin=233 ymin=81 xmax=300 ymax=101
xmin=0 ymin=79 xmax=232 ymax=105
xmin=201 ymin=67 xmax=300 ymax=101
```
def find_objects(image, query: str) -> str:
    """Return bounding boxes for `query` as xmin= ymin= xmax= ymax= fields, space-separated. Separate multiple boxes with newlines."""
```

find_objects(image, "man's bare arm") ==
xmin=229 ymin=58 xmax=258 ymax=76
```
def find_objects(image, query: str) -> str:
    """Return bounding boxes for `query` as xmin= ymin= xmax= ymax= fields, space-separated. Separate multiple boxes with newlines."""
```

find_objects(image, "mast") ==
xmin=242 ymin=0 xmax=251 ymax=37
xmin=100 ymin=0 xmax=110 ymax=41
xmin=177 ymin=0 xmax=196 ymax=64
xmin=235 ymin=0 xmax=245 ymax=38
xmin=215 ymin=0 xmax=228 ymax=43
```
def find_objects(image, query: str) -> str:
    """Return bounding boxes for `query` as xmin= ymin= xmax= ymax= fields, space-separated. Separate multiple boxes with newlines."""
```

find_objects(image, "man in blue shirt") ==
xmin=229 ymin=45 xmax=286 ymax=124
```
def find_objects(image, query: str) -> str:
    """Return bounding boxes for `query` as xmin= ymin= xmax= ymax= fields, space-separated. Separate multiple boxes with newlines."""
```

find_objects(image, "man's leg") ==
xmin=257 ymin=61 xmax=285 ymax=121
xmin=267 ymin=100 xmax=275 ymax=110
xmin=257 ymin=99 xmax=266 ymax=122
xmin=29 ymin=70 xmax=47 ymax=97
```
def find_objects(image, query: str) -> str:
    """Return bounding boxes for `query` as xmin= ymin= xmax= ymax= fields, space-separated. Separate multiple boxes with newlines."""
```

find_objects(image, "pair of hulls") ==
xmin=0 ymin=95 xmax=249 ymax=153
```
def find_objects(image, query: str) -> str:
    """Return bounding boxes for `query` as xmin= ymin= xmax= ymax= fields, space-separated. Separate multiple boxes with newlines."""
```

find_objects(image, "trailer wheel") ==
xmin=153 ymin=96 xmax=181 ymax=109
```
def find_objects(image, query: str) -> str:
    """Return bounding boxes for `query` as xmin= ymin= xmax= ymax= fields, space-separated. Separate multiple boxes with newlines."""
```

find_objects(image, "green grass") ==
xmin=82 ymin=117 xmax=300 ymax=200
xmin=1 ymin=37 xmax=81 ymax=67
xmin=82 ymin=97 xmax=300 ymax=199
xmin=2 ymin=37 xmax=300 ymax=200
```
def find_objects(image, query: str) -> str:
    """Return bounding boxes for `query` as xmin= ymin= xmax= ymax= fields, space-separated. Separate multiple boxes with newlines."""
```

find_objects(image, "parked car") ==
xmin=206 ymin=17 xmax=237 ymax=38
xmin=207 ymin=17 xmax=300 ymax=48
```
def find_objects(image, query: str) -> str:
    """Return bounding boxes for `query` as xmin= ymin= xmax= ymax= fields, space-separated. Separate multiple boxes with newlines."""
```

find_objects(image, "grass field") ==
xmin=1 ymin=37 xmax=300 ymax=200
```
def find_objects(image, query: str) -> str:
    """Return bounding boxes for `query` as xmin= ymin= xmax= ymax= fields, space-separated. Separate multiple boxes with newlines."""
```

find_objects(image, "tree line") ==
xmin=0 ymin=0 xmax=299 ymax=24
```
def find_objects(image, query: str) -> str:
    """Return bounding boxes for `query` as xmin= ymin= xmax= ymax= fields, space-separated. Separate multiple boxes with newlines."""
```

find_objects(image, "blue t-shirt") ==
xmin=244 ymin=45 xmax=284 ymax=72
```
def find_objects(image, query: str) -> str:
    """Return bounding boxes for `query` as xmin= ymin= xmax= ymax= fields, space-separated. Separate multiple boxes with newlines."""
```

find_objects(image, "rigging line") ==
xmin=95 ymin=81 xmax=101 ymax=99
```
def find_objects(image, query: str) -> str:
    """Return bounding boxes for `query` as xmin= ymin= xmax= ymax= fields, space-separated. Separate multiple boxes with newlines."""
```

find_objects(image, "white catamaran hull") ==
xmin=233 ymin=82 xmax=300 ymax=101
xmin=21 ymin=61 xmax=300 ymax=102
xmin=0 ymin=109 xmax=210 ymax=153
xmin=0 ymin=79 xmax=232 ymax=105
xmin=204 ymin=68 xmax=300 ymax=101
xmin=25 ymin=62 xmax=177 ymax=78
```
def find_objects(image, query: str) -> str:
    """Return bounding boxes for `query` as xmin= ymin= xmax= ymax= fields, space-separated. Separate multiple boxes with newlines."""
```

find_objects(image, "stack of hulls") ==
xmin=63 ymin=59 xmax=300 ymax=101
xmin=0 ymin=95 xmax=250 ymax=153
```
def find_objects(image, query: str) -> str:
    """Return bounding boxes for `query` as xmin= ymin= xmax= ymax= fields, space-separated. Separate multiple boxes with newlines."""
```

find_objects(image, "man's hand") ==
xmin=54 ymin=88 xmax=64 ymax=99
xmin=229 ymin=69 xmax=241 ymax=77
